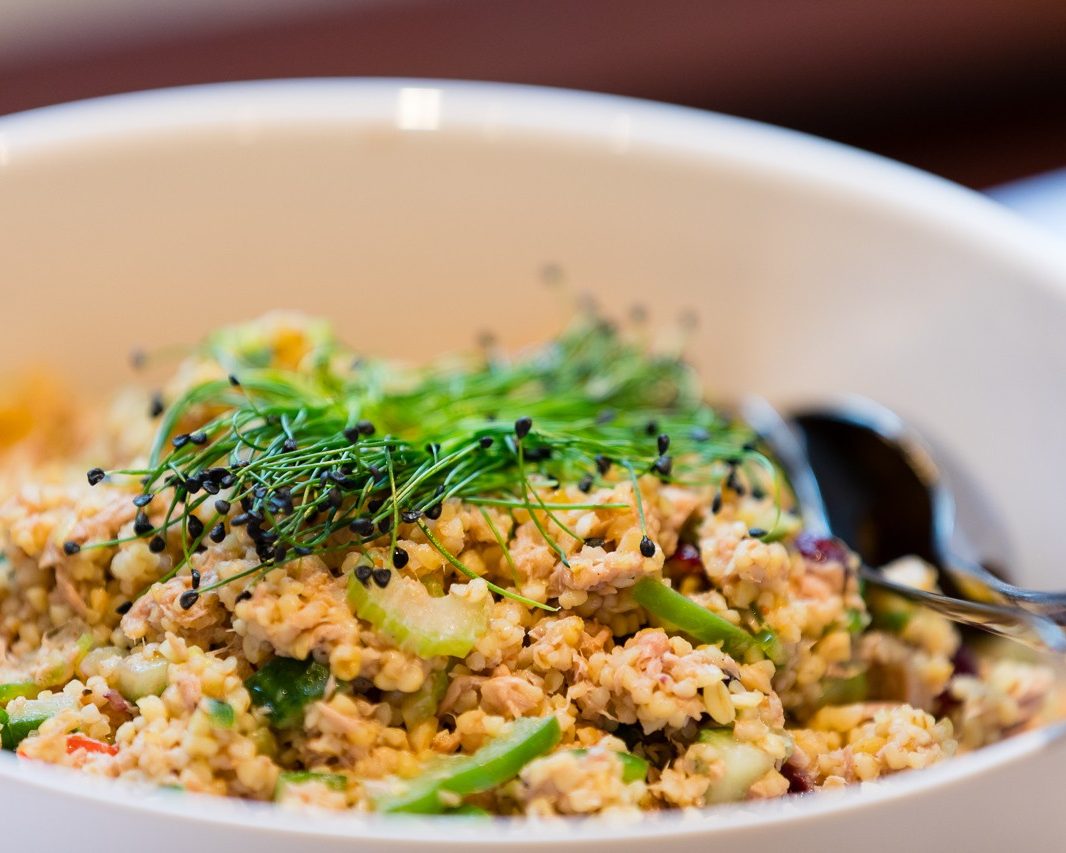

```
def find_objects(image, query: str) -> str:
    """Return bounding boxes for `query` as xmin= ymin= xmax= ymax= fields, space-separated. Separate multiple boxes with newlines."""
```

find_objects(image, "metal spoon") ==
xmin=741 ymin=397 xmax=1066 ymax=653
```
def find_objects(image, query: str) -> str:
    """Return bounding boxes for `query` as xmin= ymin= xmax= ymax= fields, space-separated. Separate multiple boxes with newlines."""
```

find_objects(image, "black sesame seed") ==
xmin=228 ymin=374 xmax=240 ymax=386
xmin=178 ymin=590 xmax=199 ymax=610
xmin=349 ymin=518 xmax=375 ymax=537
xmin=392 ymin=547 xmax=409 ymax=569
xmin=478 ymin=436 xmax=494 ymax=449
xmin=184 ymin=476 xmax=202 ymax=494
xmin=652 ymin=455 xmax=673 ymax=477
xmin=355 ymin=563 xmax=373 ymax=585
xmin=742 ymin=441 xmax=757 ymax=453
xmin=134 ymin=511 xmax=153 ymax=537
xmin=231 ymin=513 xmax=250 ymax=527
xmin=149 ymin=393 xmax=165 ymax=418
xmin=235 ymin=590 xmax=253 ymax=603
xmin=748 ymin=527 xmax=768 ymax=538
xmin=578 ymin=474 xmax=594 ymax=493
xmin=328 ymin=488 xmax=343 ymax=509
xmin=343 ymin=426 xmax=361 ymax=443
xmin=172 ymin=434 xmax=190 ymax=449
xmin=149 ymin=535 xmax=166 ymax=553
xmin=214 ymin=499 xmax=231 ymax=515
xmin=209 ymin=523 xmax=226 ymax=543
xmin=401 ymin=510 xmax=422 ymax=523
xmin=356 ymin=419 xmax=375 ymax=437
xmin=282 ymin=438 xmax=298 ymax=453
xmin=595 ymin=455 xmax=612 ymax=475
xmin=132 ymin=493 xmax=153 ymax=508
xmin=367 ymin=498 xmax=384 ymax=514
xmin=86 ymin=467 xmax=106 ymax=487
xmin=63 ymin=541 xmax=81 ymax=556
xmin=644 ymin=420 xmax=659 ymax=436
xmin=115 ymin=601 xmax=133 ymax=615
xmin=711 ymin=492 xmax=723 ymax=514
xmin=294 ymin=546 xmax=312 ymax=556
xmin=584 ymin=537 xmax=605 ymax=548
xmin=514 ymin=416 xmax=533 ymax=440
xmin=378 ymin=516 xmax=393 ymax=534
xmin=657 ymin=434 xmax=671 ymax=455
xmin=639 ymin=536 xmax=656 ymax=558
xmin=524 ymin=446 xmax=552 ymax=462
xmin=372 ymin=567 xmax=392 ymax=588
xmin=201 ymin=479 xmax=220 ymax=495
xmin=219 ymin=473 xmax=236 ymax=489
xmin=190 ymin=569 xmax=201 ymax=589
xmin=424 ymin=503 xmax=443 ymax=520
xmin=273 ymin=545 xmax=288 ymax=563
xmin=187 ymin=516 xmax=204 ymax=538
xmin=188 ymin=431 xmax=207 ymax=446
xmin=726 ymin=471 xmax=745 ymax=496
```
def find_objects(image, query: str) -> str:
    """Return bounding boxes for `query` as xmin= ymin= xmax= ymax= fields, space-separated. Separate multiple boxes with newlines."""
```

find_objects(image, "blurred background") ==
xmin=3 ymin=0 xmax=1066 ymax=194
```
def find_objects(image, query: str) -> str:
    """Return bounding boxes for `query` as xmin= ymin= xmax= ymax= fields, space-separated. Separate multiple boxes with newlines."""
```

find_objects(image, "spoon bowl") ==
xmin=740 ymin=396 xmax=1066 ymax=653
xmin=791 ymin=398 xmax=1066 ymax=621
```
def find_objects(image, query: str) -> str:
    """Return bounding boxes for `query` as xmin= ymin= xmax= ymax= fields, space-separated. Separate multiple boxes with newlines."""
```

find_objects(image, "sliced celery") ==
xmin=347 ymin=573 xmax=490 ymax=659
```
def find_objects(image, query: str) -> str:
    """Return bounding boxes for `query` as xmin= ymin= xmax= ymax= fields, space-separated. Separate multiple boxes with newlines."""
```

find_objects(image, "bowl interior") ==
xmin=2 ymin=80 xmax=1066 ymax=850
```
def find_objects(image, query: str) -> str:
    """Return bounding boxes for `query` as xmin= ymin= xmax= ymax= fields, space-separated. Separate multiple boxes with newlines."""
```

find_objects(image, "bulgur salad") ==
xmin=0 ymin=313 xmax=1059 ymax=817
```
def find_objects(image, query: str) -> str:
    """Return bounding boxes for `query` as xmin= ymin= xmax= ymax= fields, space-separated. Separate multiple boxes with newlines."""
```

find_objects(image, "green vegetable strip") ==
xmin=571 ymin=748 xmax=649 ymax=783
xmin=633 ymin=577 xmax=785 ymax=663
xmin=0 ymin=683 xmax=40 ymax=704
xmin=375 ymin=715 xmax=562 ymax=813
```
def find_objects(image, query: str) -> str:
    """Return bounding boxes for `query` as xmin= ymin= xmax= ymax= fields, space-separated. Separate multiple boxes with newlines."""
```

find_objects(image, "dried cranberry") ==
xmin=666 ymin=542 xmax=704 ymax=575
xmin=795 ymin=532 xmax=851 ymax=565
xmin=781 ymin=760 xmax=814 ymax=794
xmin=951 ymin=643 xmax=979 ymax=678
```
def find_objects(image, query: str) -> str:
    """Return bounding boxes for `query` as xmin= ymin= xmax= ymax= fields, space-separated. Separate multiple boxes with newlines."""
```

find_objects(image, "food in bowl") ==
xmin=0 ymin=312 xmax=1057 ymax=816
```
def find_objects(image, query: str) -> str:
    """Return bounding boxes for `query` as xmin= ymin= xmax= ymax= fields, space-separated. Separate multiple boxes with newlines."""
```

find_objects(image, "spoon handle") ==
xmin=860 ymin=565 xmax=1066 ymax=654
xmin=939 ymin=551 xmax=1066 ymax=622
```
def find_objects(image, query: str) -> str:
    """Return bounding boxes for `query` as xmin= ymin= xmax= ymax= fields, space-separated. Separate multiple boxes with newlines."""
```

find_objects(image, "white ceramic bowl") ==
xmin=1 ymin=80 xmax=1065 ymax=852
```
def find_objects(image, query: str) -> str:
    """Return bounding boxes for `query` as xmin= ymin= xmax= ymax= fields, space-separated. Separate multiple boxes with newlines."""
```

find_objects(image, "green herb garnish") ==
xmin=84 ymin=316 xmax=773 ymax=608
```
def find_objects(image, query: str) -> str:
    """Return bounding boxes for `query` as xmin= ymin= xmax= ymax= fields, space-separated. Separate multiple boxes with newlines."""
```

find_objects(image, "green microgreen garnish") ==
xmin=85 ymin=315 xmax=773 ymax=608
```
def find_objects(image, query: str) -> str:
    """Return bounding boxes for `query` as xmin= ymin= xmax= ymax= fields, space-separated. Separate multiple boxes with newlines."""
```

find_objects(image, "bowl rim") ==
xmin=1 ymin=77 xmax=1065 ymax=843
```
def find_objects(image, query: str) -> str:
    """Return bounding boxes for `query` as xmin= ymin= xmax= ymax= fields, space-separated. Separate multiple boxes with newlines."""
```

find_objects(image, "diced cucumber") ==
xmin=696 ymin=729 xmax=776 ymax=804
xmin=347 ymin=572 xmax=490 ymax=659
xmin=206 ymin=698 xmax=235 ymax=728
xmin=116 ymin=655 xmax=169 ymax=701
xmin=36 ymin=634 xmax=94 ymax=689
xmin=817 ymin=669 xmax=869 ymax=708
xmin=401 ymin=668 xmax=449 ymax=730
